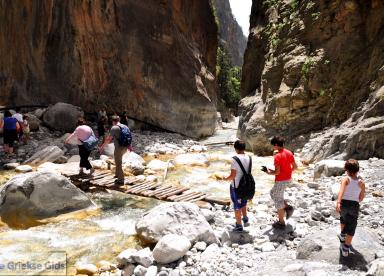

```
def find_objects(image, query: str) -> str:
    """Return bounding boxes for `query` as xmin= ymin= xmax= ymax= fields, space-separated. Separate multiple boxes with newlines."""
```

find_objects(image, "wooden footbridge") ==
xmin=63 ymin=171 xmax=230 ymax=206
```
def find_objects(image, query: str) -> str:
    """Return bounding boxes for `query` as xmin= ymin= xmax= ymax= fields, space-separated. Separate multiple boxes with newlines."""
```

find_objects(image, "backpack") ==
xmin=82 ymin=134 xmax=98 ymax=151
xmin=233 ymin=155 xmax=255 ymax=200
xmin=118 ymin=125 xmax=132 ymax=147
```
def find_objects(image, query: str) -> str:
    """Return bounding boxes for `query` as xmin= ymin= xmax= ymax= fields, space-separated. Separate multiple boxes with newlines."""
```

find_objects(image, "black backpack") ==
xmin=233 ymin=156 xmax=255 ymax=200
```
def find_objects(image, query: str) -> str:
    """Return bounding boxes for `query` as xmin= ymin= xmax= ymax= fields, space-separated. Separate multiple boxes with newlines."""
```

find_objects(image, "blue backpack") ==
xmin=82 ymin=134 xmax=98 ymax=151
xmin=118 ymin=125 xmax=132 ymax=147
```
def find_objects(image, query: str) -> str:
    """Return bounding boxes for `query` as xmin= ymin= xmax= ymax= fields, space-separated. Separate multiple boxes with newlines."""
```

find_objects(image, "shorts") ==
xmin=3 ymin=129 xmax=18 ymax=147
xmin=340 ymin=199 xmax=359 ymax=236
xmin=270 ymin=180 xmax=289 ymax=209
xmin=230 ymin=186 xmax=247 ymax=210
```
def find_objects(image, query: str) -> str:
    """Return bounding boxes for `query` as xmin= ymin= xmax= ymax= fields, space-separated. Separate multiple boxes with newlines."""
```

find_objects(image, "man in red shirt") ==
xmin=264 ymin=136 xmax=297 ymax=229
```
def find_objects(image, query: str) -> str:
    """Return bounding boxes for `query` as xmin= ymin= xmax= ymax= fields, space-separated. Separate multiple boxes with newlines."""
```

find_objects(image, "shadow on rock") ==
xmin=339 ymin=246 xmax=369 ymax=271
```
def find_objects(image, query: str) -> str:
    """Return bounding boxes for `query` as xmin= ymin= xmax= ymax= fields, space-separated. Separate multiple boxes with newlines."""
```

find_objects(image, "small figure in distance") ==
xmin=22 ymin=114 xmax=30 ymax=144
xmin=336 ymin=159 xmax=365 ymax=257
xmin=0 ymin=110 xmax=20 ymax=155
xmin=263 ymin=136 xmax=297 ymax=229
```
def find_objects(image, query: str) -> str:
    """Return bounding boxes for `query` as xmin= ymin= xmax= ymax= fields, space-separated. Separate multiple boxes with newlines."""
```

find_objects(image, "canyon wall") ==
xmin=211 ymin=0 xmax=247 ymax=66
xmin=239 ymin=0 xmax=384 ymax=161
xmin=0 ymin=0 xmax=218 ymax=138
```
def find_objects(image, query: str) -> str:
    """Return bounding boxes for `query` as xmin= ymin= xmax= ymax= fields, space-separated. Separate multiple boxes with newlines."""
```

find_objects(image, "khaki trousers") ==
xmin=114 ymin=146 xmax=127 ymax=181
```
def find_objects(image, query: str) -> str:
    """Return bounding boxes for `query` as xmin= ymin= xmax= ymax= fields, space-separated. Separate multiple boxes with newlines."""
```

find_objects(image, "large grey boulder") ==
xmin=153 ymin=234 xmax=191 ymax=264
xmin=0 ymin=172 xmax=94 ymax=228
xmin=24 ymin=146 xmax=64 ymax=165
xmin=26 ymin=113 xmax=41 ymax=131
xmin=296 ymin=227 xmax=383 ymax=271
xmin=313 ymin=160 xmax=345 ymax=179
xmin=43 ymin=102 xmax=84 ymax=133
xmin=135 ymin=202 xmax=218 ymax=245
xmin=122 ymin=152 xmax=146 ymax=175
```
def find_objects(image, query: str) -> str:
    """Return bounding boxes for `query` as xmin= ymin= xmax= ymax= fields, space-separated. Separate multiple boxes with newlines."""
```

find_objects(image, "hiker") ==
xmin=99 ymin=115 xmax=132 ymax=185
xmin=65 ymin=118 xmax=95 ymax=175
xmin=120 ymin=111 xmax=128 ymax=126
xmin=336 ymin=159 xmax=365 ymax=257
xmin=263 ymin=136 xmax=297 ymax=229
xmin=21 ymin=114 xmax=30 ymax=144
xmin=220 ymin=140 xmax=254 ymax=232
xmin=0 ymin=110 xmax=20 ymax=154
xmin=97 ymin=116 xmax=107 ymax=143
xmin=12 ymin=108 xmax=24 ymax=141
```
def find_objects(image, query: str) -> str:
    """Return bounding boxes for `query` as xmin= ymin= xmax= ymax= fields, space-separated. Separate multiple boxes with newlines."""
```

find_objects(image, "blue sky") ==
xmin=229 ymin=0 xmax=252 ymax=36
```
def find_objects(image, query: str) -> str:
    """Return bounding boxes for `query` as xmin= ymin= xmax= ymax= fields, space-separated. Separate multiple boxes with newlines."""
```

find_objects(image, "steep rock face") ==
xmin=0 ymin=0 xmax=218 ymax=138
xmin=239 ymin=0 xmax=384 ymax=159
xmin=211 ymin=0 xmax=247 ymax=66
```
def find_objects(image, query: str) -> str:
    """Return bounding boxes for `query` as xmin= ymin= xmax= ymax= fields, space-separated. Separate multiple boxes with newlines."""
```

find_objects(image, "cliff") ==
xmin=239 ymin=0 xmax=384 ymax=161
xmin=0 ymin=0 xmax=218 ymax=138
xmin=211 ymin=0 xmax=247 ymax=66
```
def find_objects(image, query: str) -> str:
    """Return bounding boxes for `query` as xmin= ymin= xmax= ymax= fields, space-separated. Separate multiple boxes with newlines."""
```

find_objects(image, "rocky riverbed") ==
xmin=1 ymin=109 xmax=384 ymax=276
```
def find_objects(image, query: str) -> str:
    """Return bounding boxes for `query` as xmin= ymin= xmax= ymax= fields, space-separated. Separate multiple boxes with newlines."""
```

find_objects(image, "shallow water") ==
xmin=0 ymin=126 xmax=277 ymax=274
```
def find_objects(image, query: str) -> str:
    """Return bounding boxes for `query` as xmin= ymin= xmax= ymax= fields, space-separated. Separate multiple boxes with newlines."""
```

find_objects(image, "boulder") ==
xmin=147 ymin=159 xmax=173 ymax=171
xmin=173 ymin=153 xmax=209 ymax=167
xmin=296 ymin=227 xmax=383 ymax=271
xmin=122 ymin=151 xmax=146 ymax=175
xmin=24 ymin=146 xmax=64 ymax=165
xmin=42 ymin=102 xmax=84 ymax=133
xmin=26 ymin=113 xmax=41 ymax=131
xmin=201 ymin=243 xmax=220 ymax=260
xmin=91 ymin=159 xmax=108 ymax=169
xmin=135 ymin=202 xmax=218 ymax=245
xmin=3 ymin=163 xmax=20 ymax=170
xmin=314 ymin=160 xmax=345 ymax=179
xmin=15 ymin=165 xmax=33 ymax=173
xmin=32 ymin=108 xmax=46 ymax=119
xmin=367 ymin=258 xmax=384 ymax=276
xmin=153 ymin=234 xmax=191 ymax=264
xmin=0 ymin=171 xmax=94 ymax=228
xmin=75 ymin=264 xmax=98 ymax=275
xmin=116 ymin=248 xmax=153 ymax=268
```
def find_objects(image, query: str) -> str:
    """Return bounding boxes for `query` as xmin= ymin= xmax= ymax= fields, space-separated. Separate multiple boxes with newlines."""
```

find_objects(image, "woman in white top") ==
xmin=336 ymin=159 xmax=366 ymax=257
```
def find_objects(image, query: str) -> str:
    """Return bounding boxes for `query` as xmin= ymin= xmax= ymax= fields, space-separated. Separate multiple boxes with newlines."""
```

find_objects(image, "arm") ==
xmin=292 ymin=160 xmax=298 ymax=171
xmin=99 ymin=135 xmax=113 ymax=151
xmin=223 ymin=169 xmax=237 ymax=181
xmin=336 ymin=177 xmax=348 ymax=213
xmin=267 ymin=165 xmax=280 ymax=176
xmin=359 ymin=180 xmax=366 ymax=202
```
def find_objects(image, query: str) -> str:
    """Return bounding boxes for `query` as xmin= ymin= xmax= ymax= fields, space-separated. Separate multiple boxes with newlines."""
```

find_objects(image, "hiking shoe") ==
xmin=242 ymin=216 xmax=250 ymax=227
xmin=114 ymin=179 xmax=124 ymax=186
xmin=232 ymin=224 xmax=243 ymax=232
xmin=340 ymin=244 xmax=349 ymax=257
xmin=285 ymin=205 xmax=294 ymax=220
xmin=272 ymin=221 xmax=286 ymax=229
xmin=337 ymin=233 xmax=346 ymax=243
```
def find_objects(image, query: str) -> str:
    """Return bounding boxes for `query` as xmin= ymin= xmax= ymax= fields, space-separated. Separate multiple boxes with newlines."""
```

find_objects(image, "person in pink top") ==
xmin=263 ymin=136 xmax=297 ymax=229
xmin=65 ymin=118 xmax=95 ymax=175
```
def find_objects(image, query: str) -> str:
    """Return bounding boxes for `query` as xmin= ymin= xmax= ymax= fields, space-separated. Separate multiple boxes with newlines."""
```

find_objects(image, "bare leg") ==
xmin=4 ymin=144 xmax=9 ymax=153
xmin=277 ymin=208 xmax=285 ymax=224
xmin=234 ymin=210 xmax=242 ymax=225
xmin=340 ymin=224 xmax=345 ymax=232
xmin=241 ymin=206 xmax=247 ymax=218
xmin=345 ymin=235 xmax=353 ymax=246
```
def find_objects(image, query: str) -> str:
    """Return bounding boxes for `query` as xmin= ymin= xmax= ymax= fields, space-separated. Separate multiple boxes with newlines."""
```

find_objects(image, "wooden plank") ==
xmin=132 ymin=184 xmax=161 ymax=195
xmin=186 ymin=195 xmax=206 ymax=202
xmin=142 ymin=186 xmax=172 ymax=197
xmin=146 ymin=186 xmax=174 ymax=196
xmin=127 ymin=182 xmax=156 ymax=194
xmin=91 ymin=175 xmax=116 ymax=185
xmin=203 ymin=197 xmax=231 ymax=206
xmin=175 ymin=192 xmax=205 ymax=202
xmin=157 ymin=187 xmax=189 ymax=199
xmin=168 ymin=191 xmax=197 ymax=201
xmin=125 ymin=181 xmax=152 ymax=192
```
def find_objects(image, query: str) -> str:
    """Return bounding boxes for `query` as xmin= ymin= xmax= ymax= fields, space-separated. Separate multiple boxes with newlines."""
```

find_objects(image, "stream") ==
xmin=0 ymin=126 xmax=274 ymax=275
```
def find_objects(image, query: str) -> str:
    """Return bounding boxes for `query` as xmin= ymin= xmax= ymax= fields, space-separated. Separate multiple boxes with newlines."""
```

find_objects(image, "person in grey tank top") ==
xmin=336 ymin=159 xmax=366 ymax=257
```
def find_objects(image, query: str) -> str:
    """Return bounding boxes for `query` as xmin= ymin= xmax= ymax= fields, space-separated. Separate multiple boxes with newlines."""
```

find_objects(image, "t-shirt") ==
xmin=3 ymin=117 xmax=18 ymax=130
xmin=274 ymin=148 xmax=295 ymax=181
xmin=67 ymin=125 xmax=93 ymax=143
xmin=110 ymin=123 xmax=128 ymax=148
xmin=230 ymin=154 xmax=251 ymax=188
xmin=12 ymin=113 xmax=23 ymax=123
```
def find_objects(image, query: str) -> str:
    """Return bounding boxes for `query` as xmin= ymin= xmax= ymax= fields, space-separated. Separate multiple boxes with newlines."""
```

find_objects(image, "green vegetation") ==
xmin=209 ymin=0 xmax=220 ymax=28
xmin=216 ymin=47 xmax=241 ymax=109
xmin=311 ymin=12 xmax=320 ymax=20
xmin=263 ymin=0 xmax=280 ymax=8
xmin=290 ymin=0 xmax=300 ymax=10
xmin=301 ymin=58 xmax=316 ymax=76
